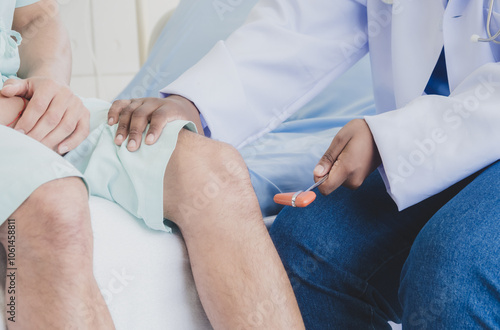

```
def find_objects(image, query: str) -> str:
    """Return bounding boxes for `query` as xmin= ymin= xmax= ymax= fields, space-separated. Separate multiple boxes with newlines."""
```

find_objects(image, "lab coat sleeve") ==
xmin=365 ymin=63 xmax=500 ymax=210
xmin=160 ymin=0 xmax=368 ymax=148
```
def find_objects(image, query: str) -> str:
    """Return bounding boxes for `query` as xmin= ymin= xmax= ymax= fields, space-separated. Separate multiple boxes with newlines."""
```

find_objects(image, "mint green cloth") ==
xmin=1 ymin=97 xmax=196 ymax=232
xmin=66 ymin=99 xmax=196 ymax=232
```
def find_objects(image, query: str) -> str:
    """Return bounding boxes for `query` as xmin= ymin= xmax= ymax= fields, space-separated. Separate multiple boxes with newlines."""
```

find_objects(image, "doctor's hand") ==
xmin=314 ymin=119 xmax=381 ymax=195
xmin=108 ymin=95 xmax=204 ymax=152
xmin=1 ymin=77 xmax=90 ymax=154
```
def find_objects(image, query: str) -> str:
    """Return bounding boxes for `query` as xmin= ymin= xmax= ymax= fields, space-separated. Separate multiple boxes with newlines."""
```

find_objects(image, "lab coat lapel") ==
xmin=444 ymin=0 xmax=497 ymax=92
xmin=391 ymin=0 xmax=445 ymax=107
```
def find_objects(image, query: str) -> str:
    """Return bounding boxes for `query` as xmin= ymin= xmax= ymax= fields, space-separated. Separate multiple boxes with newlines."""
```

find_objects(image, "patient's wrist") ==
xmin=0 ymin=95 xmax=27 ymax=127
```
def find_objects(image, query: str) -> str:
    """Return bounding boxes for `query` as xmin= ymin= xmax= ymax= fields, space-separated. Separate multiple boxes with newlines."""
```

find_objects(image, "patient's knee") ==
xmin=4 ymin=177 xmax=92 ymax=252
xmin=164 ymin=131 xmax=255 ymax=223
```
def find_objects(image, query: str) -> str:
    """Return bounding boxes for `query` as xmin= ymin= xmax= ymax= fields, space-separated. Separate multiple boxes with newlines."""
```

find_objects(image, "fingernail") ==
xmin=146 ymin=134 xmax=155 ymax=144
xmin=314 ymin=165 xmax=325 ymax=176
xmin=59 ymin=145 xmax=69 ymax=154
xmin=115 ymin=134 xmax=123 ymax=143
xmin=108 ymin=118 xmax=114 ymax=125
xmin=16 ymin=129 xmax=25 ymax=134
xmin=127 ymin=139 xmax=137 ymax=149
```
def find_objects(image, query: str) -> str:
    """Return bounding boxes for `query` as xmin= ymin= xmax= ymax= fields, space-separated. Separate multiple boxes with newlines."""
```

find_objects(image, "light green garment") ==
xmin=1 ymin=98 xmax=196 ymax=232
xmin=0 ymin=0 xmax=40 ymax=87
xmin=65 ymin=99 xmax=196 ymax=232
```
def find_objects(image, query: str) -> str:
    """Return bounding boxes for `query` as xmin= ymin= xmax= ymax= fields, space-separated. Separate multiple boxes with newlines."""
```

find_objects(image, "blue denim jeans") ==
xmin=270 ymin=161 xmax=500 ymax=329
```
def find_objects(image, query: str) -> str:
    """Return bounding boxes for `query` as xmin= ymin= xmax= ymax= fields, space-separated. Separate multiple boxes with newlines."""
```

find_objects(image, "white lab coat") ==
xmin=161 ymin=0 xmax=500 ymax=210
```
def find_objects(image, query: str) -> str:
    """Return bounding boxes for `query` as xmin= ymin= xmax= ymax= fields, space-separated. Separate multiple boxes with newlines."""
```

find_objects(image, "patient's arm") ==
xmin=0 ymin=94 xmax=27 ymax=127
xmin=2 ymin=0 xmax=89 ymax=155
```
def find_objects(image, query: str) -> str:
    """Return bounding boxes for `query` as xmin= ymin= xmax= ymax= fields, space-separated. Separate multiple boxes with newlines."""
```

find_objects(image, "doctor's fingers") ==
xmin=112 ymin=99 xmax=144 ymax=146
xmin=314 ymin=123 xmax=355 ymax=178
xmin=317 ymin=157 xmax=350 ymax=195
xmin=108 ymin=99 xmax=132 ymax=125
xmin=125 ymin=103 xmax=166 ymax=151
xmin=317 ymin=149 xmax=369 ymax=195
xmin=143 ymin=97 xmax=205 ymax=146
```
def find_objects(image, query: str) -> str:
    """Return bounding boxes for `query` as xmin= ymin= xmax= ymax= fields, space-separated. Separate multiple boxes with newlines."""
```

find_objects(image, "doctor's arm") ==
xmin=317 ymin=63 xmax=500 ymax=211
xmin=112 ymin=0 xmax=369 ymax=150
xmin=1 ymin=0 xmax=89 ymax=154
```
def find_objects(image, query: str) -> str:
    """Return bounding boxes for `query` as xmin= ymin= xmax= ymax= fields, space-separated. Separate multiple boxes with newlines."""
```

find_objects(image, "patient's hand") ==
xmin=1 ymin=77 xmax=90 ymax=154
xmin=0 ymin=94 xmax=27 ymax=128
xmin=108 ymin=95 xmax=204 ymax=152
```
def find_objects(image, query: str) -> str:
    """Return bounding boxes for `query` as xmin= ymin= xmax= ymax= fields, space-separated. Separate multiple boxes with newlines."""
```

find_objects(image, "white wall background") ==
xmin=59 ymin=0 xmax=180 ymax=101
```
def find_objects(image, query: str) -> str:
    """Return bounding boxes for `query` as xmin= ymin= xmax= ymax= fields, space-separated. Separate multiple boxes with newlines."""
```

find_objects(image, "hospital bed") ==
xmin=0 ymin=1 xmax=401 ymax=328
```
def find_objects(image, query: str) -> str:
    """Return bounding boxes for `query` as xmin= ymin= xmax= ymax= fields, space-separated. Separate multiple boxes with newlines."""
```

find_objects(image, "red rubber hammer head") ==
xmin=273 ymin=191 xmax=317 ymax=208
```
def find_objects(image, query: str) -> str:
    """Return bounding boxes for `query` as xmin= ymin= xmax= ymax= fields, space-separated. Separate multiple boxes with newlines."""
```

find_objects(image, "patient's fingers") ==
xmin=26 ymin=91 xmax=71 ymax=142
xmin=1 ymin=79 xmax=28 ymax=98
xmin=40 ymin=97 xmax=89 ymax=153
xmin=56 ymin=116 xmax=91 ymax=155
xmin=114 ymin=99 xmax=142 ymax=146
xmin=14 ymin=88 xmax=53 ymax=134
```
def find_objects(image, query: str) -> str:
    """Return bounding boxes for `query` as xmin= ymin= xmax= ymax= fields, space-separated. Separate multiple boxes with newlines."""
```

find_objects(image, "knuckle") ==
xmin=121 ymin=106 xmax=133 ymax=115
xmin=321 ymin=152 xmax=336 ymax=165
xmin=334 ymin=132 xmax=348 ymax=145
xmin=148 ymin=123 xmax=161 ymax=132
xmin=131 ymin=109 xmax=147 ymax=119
xmin=128 ymin=128 xmax=142 ymax=136
xmin=62 ymin=121 xmax=76 ymax=134
xmin=45 ymin=113 xmax=60 ymax=127
xmin=112 ymin=99 xmax=128 ymax=107
xmin=150 ymin=108 xmax=169 ymax=120
xmin=31 ymin=100 xmax=47 ymax=113
xmin=117 ymin=123 xmax=129 ymax=132
xmin=346 ymin=176 xmax=363 ymax=190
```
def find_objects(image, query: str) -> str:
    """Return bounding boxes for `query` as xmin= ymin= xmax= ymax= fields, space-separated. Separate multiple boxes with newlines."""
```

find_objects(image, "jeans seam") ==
xmin=364 ymin=245 xmax=412 ymax=283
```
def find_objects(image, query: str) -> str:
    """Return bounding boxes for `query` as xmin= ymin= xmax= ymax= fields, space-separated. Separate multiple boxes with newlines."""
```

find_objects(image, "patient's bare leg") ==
xmin=0 ymin=178 xmax=113 ymax=329
xmin=163 ymin=130 xmax=304 ymax=329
